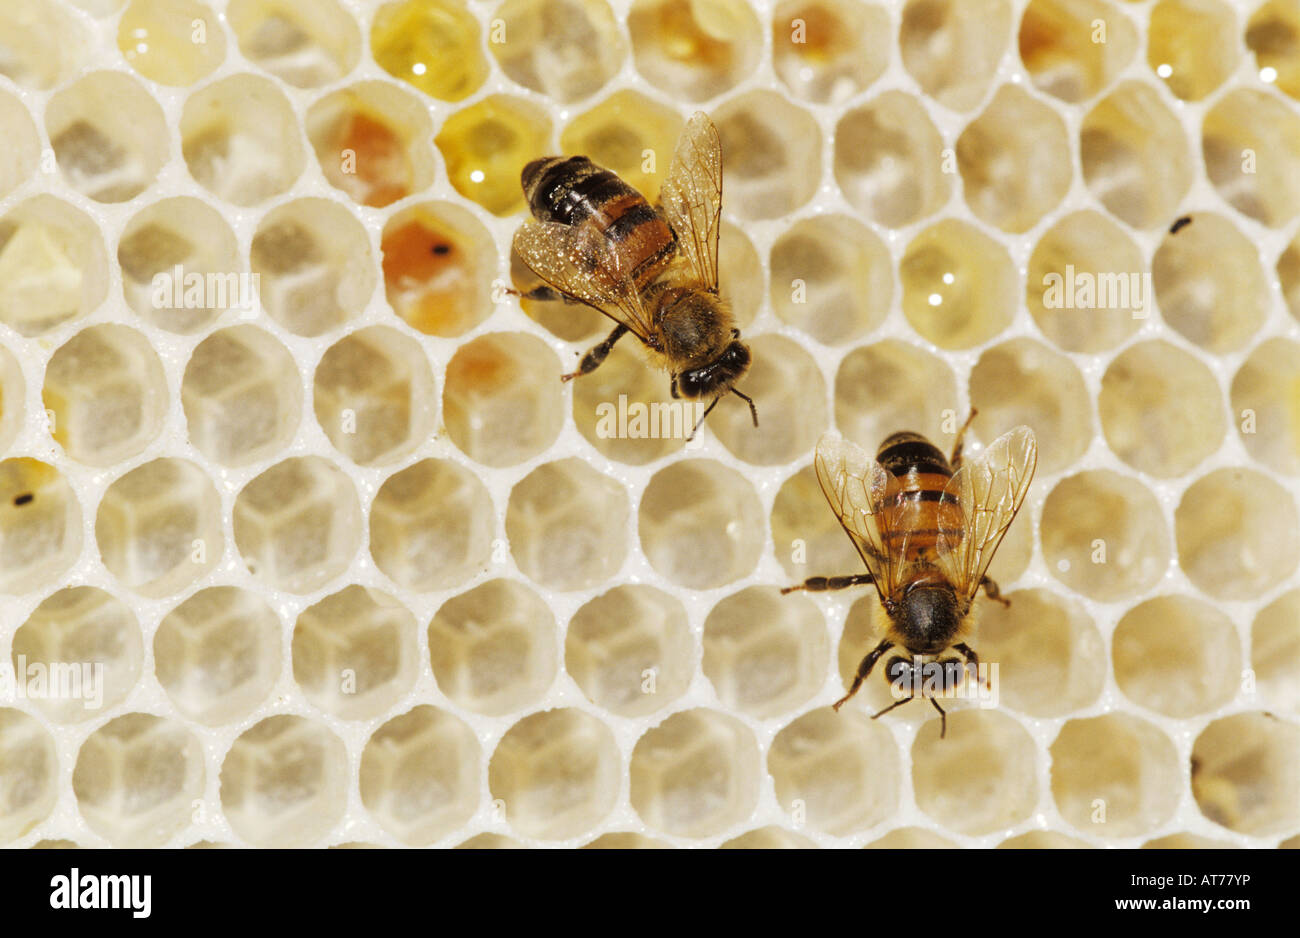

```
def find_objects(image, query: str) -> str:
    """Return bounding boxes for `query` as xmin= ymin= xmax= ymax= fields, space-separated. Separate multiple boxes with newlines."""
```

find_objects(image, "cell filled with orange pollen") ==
xmin=381 ymin=205 xmax=494 ymax=337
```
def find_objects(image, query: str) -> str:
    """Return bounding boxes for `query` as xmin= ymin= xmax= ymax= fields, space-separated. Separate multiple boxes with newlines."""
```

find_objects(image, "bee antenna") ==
xmin=687 ymin=396 xmax=722 ymax=442
xmin=732 ymin=388 xmax=759 ymax=427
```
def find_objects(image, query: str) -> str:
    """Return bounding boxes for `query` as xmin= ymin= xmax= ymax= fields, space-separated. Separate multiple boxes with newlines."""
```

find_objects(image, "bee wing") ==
xmin=513 ymin=220 xmax=656 ymax=343
xmin=659 ymin=111 xmax=723 ymax=292
xmin=814 ymin=432 xmax=910 ymax=602
xmin=936 ymin=426 xmax=1038 ymax=603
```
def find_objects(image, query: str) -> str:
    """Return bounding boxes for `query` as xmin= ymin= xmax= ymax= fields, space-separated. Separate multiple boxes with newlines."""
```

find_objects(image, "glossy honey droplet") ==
xmin=435 ymin=96 xmax=551 ymax=216
xmin=370 ymin=0 xmax=488 ymax=102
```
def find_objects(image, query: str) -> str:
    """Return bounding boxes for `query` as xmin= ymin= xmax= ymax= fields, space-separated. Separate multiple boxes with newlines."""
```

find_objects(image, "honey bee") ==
xmin=783 ymin=414 xmax=1037 ymax=736
xmin=512 ymin=112 xmax=757 ymax=439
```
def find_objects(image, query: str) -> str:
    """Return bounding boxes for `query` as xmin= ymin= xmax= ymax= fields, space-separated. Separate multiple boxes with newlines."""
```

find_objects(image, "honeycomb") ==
xmin=1 ymin=0 xmax=1298 ymax=850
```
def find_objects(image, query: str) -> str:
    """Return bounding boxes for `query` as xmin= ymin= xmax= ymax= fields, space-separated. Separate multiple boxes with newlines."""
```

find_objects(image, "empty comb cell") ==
xmin=0 ymin=197 xmax=108 ymax=337
xmin=250 ymin=198 xmax=376 ymax=336
xmin=0 ymin=1 xmax=86 ymax=90
xmin=629 ymin=708 xmax=761 ymax=838
xmin=182 ymin=325 xmax=303 ymax=467
xmin=1081 ymin=81 xmax=1193 ymax=229
xmin=490 ymin=0 xmax=626 ymax=103
xmin=46 ymin=72 xmax=168 ymax=203
xmin=1051 ymin=714 xmax=1181 ymax=838
xmin=181 ymin=74 xmax=305 ymax=206
xmin=219 ymin=715 xmax=349 ymax=847
xmin=957 ymin=85 xmax=1071 ymax=233
xmin=368 ymin=458 xmax=495 ymax=592
xmin=566 ymin=584 xmax=693 ymax=717
xmin=232 ymin=456 xmax=362 ymax=594
xmin=153 ymin=587 xmax=284 ymax=725
xmin=833 ymin=92 xmax=951 ymax=228
xmin=0 ymin=710 xmax=58 ymax=842
xmin=72 ymin=714 xmax=205 ymax=847
xmin=703 ymin=586 xmax=827 ymax=720
xmin=428 ymin=578 xmax=558 ymax=716
xmin=228 ymin=0 xmax=360 ymax=88
xmin=95 ymin=458 xmax=224 ymax=599
xmin=313 ymin=325 xmax=436 ymax=466
xmin=767 ymin=708 xmax=898 ymax=835
xmin=0 ymin=459 xmax=83 ymax=595
xmin=769 ymin=213 xmax=891 ymax=345
xmin=11 ymin=586 xmax=142 ymax=723
xmin=488 ymin=708 xmax=620 ymax=840
xmin=713 ymin=91 xmax=821 ymax=220
xmin=359 ymin=707 xmax=480 ymax=845
xmin=506 ymin=458 xmax=630 ymax=591
xmin=292 ymin=585 xmax=419 ymax=720
xmin=900 ymin=0 xmax=1010 ymax=111
xmin=0 ymin=91 xmax=40 ymax=199
xmin=42 ymin=324 xmax=169 ymax=466
xmin=118 ymin=197 xmax=243 ymax=334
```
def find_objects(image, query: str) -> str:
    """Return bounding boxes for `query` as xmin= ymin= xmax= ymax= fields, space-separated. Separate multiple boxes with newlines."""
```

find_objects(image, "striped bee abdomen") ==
xmin=877 ymin=431 xmax=963 ymax=561
xmin=521 ymin=156 xmax=675 ymax=288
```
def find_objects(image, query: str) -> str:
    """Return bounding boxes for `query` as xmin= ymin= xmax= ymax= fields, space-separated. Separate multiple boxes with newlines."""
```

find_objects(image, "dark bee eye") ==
xmin=885 ymin=656 xmax=911 ymax=683
xmin=676 ymin=370 xmax=701 ymax=397
xmin=724 ymin=341 xmax=749 ymax=369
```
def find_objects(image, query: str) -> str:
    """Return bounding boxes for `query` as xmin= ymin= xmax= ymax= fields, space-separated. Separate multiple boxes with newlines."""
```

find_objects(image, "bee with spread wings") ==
xmin=783 ymin=416 xmax=1037 ymax=736
xmin=513 ymin=112 xmax=756 ymax=440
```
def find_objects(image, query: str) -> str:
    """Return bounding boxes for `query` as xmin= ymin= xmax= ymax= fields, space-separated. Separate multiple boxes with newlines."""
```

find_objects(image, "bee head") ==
xmin=675 ymin=338 xmax=750 ymax=399
xmin=884 ymin=655 xmax=967 ymax=694
xmin=891 ymin=585 xmax=962 ymax=654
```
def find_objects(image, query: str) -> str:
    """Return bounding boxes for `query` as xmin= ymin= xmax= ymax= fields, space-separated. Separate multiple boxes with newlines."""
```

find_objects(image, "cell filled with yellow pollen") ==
xmin=370 ymin=0 xmax=488 ymax=102
xmin=435 ymin=96 xmax=552 ymax=216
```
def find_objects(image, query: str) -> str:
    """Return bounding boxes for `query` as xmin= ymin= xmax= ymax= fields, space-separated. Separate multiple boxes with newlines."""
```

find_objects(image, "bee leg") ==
xmin=871 ymin=696 xmax=913 ymax=720
xmin=731 ymin=388 xmax=759 ymax=427
xmin=979 ymin=575 xmax=1010 ymax=607
xmin=953 ymin=642 xmax=989 ymax=689
xmin=685 ymin=395 xmax=721 ymax=442
xmin=517 ymin=284 xmax=582 ymax=304
xmin=949 ymin=407 xmax=979 ymax=469
xmin=561 ymin=324 xmax=628 ymax=382
xmin=780 ymin=573 xmax=875 ymax=595
xmin=834 ymin=639 xmax=894 ymax=711
xmin=929 ymin=697 xmax=948 ymax=738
